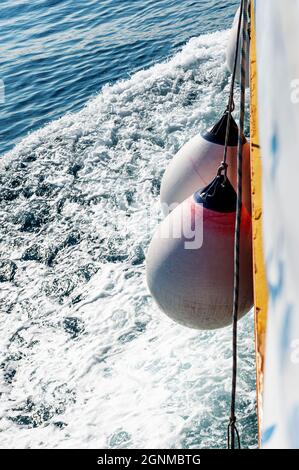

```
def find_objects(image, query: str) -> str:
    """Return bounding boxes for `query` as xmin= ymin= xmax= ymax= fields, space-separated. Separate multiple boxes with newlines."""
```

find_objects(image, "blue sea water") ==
xmin=1 ymin=0 xmax=239 ymax=155
xmin=0 ymin=0 xmax=257 ymax=450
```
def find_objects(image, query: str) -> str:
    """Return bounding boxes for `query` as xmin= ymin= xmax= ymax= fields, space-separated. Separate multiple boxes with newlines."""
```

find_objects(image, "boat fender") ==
xmin=160 ymin=111 xmax=251 ymax=216
xmin=147 ymin=175 xmax=253 ymax=330
xmin=226 ymin=7 xmax=250 ymax=87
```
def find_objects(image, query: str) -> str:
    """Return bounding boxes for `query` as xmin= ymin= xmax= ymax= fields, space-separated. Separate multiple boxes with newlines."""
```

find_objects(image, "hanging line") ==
xmin=227 ymin=0 xmax=249 ymax=450
xmin=217 ymin=0 xmax=244 ymax=181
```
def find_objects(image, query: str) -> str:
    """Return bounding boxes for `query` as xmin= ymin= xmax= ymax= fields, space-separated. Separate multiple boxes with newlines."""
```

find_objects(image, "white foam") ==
xmin=0 ymin=30 xmax=257 ymax=449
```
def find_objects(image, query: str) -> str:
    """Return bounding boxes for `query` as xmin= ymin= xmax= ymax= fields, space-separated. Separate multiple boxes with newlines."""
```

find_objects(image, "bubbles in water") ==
xmin=0 ymin=30 xmax=257 ymax=449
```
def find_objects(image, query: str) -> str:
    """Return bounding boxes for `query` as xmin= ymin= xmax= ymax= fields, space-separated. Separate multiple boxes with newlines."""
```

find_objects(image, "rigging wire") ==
xmin=218 ymin=0 xmax=244 ymax=180
xmin=227 ymin=0 xmax=249 ymax=450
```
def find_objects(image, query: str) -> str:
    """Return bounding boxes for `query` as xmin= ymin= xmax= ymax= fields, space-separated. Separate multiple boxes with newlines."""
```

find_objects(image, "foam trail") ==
xmin=0 ymin=30 xmax=257 ymax=449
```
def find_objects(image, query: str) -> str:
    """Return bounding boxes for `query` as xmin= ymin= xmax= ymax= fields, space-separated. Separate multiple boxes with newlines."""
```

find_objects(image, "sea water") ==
xmin=0 ymin=0 xmax=257 ymax=448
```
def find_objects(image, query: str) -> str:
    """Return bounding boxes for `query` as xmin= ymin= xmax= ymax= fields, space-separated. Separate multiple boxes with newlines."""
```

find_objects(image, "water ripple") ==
xmin=0 ymin=26 xmax=256 ymax=448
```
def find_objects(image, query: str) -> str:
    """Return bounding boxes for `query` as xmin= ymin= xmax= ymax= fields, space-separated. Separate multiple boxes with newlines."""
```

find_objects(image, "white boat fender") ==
xmin=160 ymin=111 xmax=251 ymax=216
xmin=226 ymin=7 xmax=250 ymax=88
xmin=147 ymin=174 xmax=253 ymax=330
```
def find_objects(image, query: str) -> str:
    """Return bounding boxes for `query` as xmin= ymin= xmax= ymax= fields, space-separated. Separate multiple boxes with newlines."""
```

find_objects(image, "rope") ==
xmin=227 ymin=0 xmax=249 ymax=450
xmin=218 ymin=1 xmax=244 ymax=180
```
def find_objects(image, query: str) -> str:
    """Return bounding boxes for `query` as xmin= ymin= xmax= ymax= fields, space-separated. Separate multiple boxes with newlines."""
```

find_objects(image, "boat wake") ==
xmin=0 ymin=30 xmax=257 ymax=449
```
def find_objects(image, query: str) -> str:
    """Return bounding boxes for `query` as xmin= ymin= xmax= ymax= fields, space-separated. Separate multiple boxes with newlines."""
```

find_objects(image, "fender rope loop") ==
xmin=227 ymin=418 xmax=241 ymax=449
xmin=217 ymin=161 xmax=228 ymax=177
